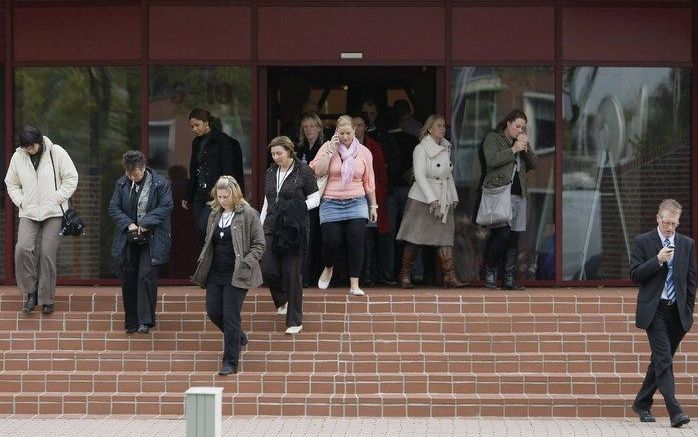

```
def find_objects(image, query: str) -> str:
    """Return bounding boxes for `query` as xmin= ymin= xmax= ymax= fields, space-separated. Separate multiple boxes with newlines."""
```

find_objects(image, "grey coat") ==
xmin=191 ymin=203 xmax=266 ymax=289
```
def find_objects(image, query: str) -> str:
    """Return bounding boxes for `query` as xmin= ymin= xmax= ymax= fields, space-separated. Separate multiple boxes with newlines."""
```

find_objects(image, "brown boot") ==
xmin=438 ymin=247 xmax=468 ymax=288
xmin=399 ymin=243 xmax=417 ymax=289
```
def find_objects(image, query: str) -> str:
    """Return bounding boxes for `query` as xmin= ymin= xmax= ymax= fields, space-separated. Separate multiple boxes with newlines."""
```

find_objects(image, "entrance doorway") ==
xmin=266 ymin=66 xmax=438 ymax=287
xmin=268 ymin=66 xmax=436 ymax=140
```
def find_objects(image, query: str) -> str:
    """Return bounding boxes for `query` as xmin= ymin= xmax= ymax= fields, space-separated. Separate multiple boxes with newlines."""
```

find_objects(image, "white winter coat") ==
xmin=4 ymin=136 xmax=78 ymax=221
xmin=407 ymin=134 xmax=459 ymax=222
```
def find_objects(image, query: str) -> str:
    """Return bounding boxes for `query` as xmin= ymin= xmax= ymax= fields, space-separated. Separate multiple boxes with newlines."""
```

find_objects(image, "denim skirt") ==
xmin=319 ymin=197 xmax=368 ymax=224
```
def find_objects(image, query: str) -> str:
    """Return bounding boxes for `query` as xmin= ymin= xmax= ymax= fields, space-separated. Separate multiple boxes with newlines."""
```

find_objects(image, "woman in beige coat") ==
xmin=396 ymin=114 xmax=466 ymax=289
xmin=4 ymin=125 xmax=78 ymax=314
xmin=191 ymin=175 xmax=265 ymax=376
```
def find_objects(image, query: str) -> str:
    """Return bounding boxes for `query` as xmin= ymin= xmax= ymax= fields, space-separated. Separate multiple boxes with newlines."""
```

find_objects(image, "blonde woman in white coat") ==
xmin=396 ymin=114 xmax=466 ymax=289
xmin=4 ymin=125 xmax=78 ymax=314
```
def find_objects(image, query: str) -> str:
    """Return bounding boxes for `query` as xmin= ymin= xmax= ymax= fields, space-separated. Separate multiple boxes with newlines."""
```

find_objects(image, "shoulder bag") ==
xmin=49 ymin=150 xmax=86 ymax=236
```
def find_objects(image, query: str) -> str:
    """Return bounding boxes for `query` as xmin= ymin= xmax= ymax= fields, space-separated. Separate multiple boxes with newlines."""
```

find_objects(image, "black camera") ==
xmin=127 ymin=230 xmax=148 ymax=245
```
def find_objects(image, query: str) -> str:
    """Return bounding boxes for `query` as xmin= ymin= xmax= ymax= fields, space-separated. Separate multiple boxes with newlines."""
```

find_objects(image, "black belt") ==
xmin=659 ymin=298 xmax=675 ymax=306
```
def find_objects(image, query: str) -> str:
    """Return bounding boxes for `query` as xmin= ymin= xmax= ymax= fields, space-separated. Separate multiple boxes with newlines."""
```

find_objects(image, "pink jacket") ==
xmin=310 ymin=141 xmax=375 ymax=199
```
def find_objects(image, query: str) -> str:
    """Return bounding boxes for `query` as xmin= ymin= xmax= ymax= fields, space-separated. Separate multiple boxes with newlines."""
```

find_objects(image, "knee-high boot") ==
xmin=399 ymin=243 xmax=417 ymax=289
xmin=437 ymin=246 xmax=468 ymax=288
xmin=502 ymin=248 xmax=525 ymax=290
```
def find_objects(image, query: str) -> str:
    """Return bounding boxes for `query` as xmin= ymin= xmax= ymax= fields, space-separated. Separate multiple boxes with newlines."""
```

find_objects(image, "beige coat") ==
xmin=5 ymin=136 xmax=78 ymax=222
xmin=407 ymin=134 xmax=459 ymax=221
xmin=191 ymin=203 xmax=266 ymax=289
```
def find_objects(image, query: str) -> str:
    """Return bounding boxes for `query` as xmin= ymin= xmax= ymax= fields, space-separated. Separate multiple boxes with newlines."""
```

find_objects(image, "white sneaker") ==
xmin=285 ymin=325 xmax=303 ymax=335
xmin=277 ymin=303 xmax=288 ymax=315
xmin=349 ymin=287 xmax=365 ymax=296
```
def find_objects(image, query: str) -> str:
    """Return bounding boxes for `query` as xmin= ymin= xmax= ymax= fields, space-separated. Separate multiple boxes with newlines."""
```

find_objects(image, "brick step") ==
xmin=0 ymin=312 xmax=638 ymax=334
xmin=0 ymin=289 xmax=639 ymax=315
xmin=2 ymin=371 xmax=698 ymax=396
xmin=5 ymin=331 xmax=690 ymax=354
xmin=2 ymin=391 xmax=698 ymax=418
xmin=3 ymin=350 xmax=697 ymax=374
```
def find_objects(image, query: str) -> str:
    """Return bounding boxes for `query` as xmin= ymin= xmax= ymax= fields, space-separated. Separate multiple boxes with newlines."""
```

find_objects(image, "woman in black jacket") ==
xmin=260 ymin=136 xmax=319 ymax=335
xmin=182 ymin=108 xmax=244 ymax=240
xmin=109 ymin=150 xmax=173 ymax=334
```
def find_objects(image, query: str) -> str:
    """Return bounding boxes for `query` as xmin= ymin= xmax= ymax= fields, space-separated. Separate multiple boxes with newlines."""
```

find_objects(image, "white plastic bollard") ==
xmin=185 ymin=387 xmax=223 ymax=437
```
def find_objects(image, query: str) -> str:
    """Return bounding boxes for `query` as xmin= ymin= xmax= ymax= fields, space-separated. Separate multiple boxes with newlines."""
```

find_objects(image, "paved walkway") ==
xmin=0 ymin=417 xmax=695 ymax=436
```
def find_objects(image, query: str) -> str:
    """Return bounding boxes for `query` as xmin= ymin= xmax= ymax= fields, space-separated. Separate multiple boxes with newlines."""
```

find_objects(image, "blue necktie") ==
xmin=664 ymin=238 xmax=675 ymax=302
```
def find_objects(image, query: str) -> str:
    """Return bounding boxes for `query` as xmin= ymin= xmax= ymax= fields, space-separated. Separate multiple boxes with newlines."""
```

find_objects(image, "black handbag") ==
xmin=49 ymin=150 xmax=85 ymax=236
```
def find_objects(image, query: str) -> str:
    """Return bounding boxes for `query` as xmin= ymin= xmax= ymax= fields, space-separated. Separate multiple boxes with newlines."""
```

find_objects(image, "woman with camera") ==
xmin=5 ymin=125 xmax=78 ymax=315
xmin=191 ymin=176 xmax=265 ymax=375
xmin=109 ymin=150 xmax=173 ymax=334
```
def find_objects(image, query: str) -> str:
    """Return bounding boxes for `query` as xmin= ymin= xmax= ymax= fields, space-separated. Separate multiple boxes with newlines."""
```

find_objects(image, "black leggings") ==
xmin=321 ymin=218 xmax=367 ymax=278
xmin=485 ymin=225 xmax=521 ymax=267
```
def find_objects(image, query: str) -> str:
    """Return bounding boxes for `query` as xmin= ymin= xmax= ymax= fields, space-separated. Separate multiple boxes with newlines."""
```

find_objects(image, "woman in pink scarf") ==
xmin=310 ymin=115 xmax=378 ymax=296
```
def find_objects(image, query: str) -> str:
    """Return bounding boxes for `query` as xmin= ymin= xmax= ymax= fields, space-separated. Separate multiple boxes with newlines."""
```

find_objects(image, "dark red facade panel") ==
xmin=451 ymin=7 xmax=555 ymax=62
xmin=14 ymin=6 xmax=141 ymax=62
xmin=149 ymin=6 xmax=251 ymax=62
xmin=563 ymin=7 xmax=691 ymax=63
xmin=258 ymin=6 xmax=445 ymax=63
xmin=0 ymin=8 xmax=4 ymax=62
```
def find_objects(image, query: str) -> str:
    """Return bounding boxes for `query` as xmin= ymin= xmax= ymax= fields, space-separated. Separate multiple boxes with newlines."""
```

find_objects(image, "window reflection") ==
xmin=451 ymin=66 xmax=555 ymax=281
xmin=14 ymin=67 xmax=142 ymax=279
xmin=562 ymin=67 xmax=691 ymax=280
xmin=148 ymin=66 xmax=252 ymax=279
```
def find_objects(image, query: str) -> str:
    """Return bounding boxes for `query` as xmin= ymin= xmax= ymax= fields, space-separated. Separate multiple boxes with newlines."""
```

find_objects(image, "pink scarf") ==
xmin=338 ymin=137 xmax=360 ymax=188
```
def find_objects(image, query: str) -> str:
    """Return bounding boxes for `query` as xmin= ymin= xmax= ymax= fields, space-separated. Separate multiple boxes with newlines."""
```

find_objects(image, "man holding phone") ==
xmin=630 ymin=199 xmax=695 ymax=427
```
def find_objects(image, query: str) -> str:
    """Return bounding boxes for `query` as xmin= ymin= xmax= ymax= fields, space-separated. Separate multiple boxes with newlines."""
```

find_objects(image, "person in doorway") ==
xmin=310 ymin=115 xmax=378 ymax=296
xmin=477 ymin=109 xmax=538 ymax=290
xmin=352 ymin=114 xmax=389 ymax=287
xmin=109 ymin=150 xmax=173 ymax=334
xmin=361 ymin=100 xmax=402 ymax=285
xmin=191 ymin=176 xmax=265 ymax=375
xmin=5 ymin=125 xmax=78 ymax=315
xmin=182 ymin=108 xmax=244 ymax=242
xmin=260 ymin=136 xmax=319 ymax=334
xmin=630 ymin=199 xmax=694 ymax=428
xmin=396 ymin=114 xmax=466 ymax=289
xmin=297 ymin=112 xmax=325 ymax=287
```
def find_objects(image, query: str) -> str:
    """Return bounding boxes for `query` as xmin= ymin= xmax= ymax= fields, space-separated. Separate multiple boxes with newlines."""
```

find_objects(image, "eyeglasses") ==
xmin=659 ymin=220 xmax=679 ymax=228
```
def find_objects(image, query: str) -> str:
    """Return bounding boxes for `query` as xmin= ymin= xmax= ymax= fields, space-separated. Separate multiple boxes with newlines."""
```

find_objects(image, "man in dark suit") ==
xmin=630 ymin=199 xmax=695 ymax=428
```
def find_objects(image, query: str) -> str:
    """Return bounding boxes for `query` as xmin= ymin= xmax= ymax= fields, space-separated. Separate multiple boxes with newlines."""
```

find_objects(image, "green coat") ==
xmin=482 ymin=131 xmax=538 ymax=197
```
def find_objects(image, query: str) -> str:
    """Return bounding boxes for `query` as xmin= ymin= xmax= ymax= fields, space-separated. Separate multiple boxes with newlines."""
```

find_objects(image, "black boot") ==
xmin=484 ymin=265 xmax=498 ymax=289
xmin=22 ymin=293 xmax=37 ymax=313
xmin=503 ymin=249 xmax=525 ymax=290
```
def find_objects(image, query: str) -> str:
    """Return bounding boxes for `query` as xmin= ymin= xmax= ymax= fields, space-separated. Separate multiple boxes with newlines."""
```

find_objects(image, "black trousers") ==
xmin=321 ymin=218 xmax=367 ymax=278
xmin=205 ymin=282 xmax=248 ymax=366
xmin=634 ymin=303 xmax=687 ymax=417
xmin=192 ymin=190 xmax=211 ymax=245
xmin=121 ymin=244 xmax=158 ymax=329
xmin=262 ymin=235 xmax=303 ymax=327
xmin=302 ymin=208 xmax=323 ymax=285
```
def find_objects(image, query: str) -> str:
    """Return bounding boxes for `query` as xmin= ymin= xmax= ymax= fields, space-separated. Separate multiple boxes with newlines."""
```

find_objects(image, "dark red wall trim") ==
xmin=554 ymin=0 xmax=563 ymax=286
xmin=691 ymin=1 xmax=698 ymax=242
xmin=3 ymin=0 xmax=13 ymax=285
xmin=14 ymin=5 xmax=142 ymax=62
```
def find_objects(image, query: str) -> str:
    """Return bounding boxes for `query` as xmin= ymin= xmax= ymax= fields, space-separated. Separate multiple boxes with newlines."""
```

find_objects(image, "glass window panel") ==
xmin=562 ymin=67 xmax=691 ymax=280
xmin=14 ymin=66 xmax=142 ymax=279
xmin=451 ymin=66 xmax=556 ymax=281
xmin=148 ymin=66 xmax=252 ymax=280
xmin=0 ymin=69 xmax=5 ymax=281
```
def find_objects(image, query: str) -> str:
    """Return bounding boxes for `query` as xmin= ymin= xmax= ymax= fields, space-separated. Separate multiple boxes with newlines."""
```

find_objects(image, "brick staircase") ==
xmin=1 ymin=286 xmax=697 ymax=418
